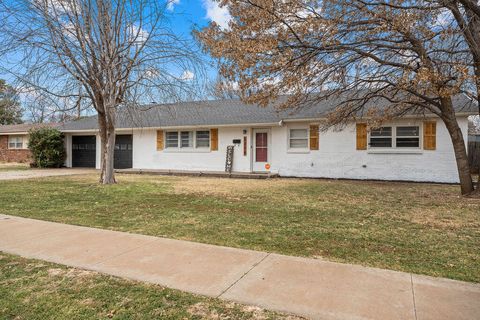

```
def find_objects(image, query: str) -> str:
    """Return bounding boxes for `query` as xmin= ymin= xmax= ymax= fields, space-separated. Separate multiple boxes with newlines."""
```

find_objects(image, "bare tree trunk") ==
xmin=98 ymin=114 xmax=107 ymax=183
xmin=98 ymin=103 xmax=117 ymax=185
xmin=103 ymin=125 xmax=116 ymax=184
xmin=441 ymin=99 xmax=474 ymax=195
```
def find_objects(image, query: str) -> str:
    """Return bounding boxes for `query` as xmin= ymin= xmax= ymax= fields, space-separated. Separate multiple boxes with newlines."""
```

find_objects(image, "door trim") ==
xmin=251 ymin=128 xmax=271 ymax=173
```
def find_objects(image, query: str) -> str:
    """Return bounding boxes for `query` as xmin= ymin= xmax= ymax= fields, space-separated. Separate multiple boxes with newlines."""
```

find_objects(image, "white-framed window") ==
xmin=180 ymin=131 xmax=193 ymax=148
xmin=166 ymin=131 xmax=179 ymax=148
xmin=369 ymin=125 xmax=420 ymax=149
xmin=289 ymin=128 xmax=309 ymax=149
xmin=195 ymin=130 xmax=210 ymax=148
xmin=165 ymin=130 xmax=210 ymax=149
xmin=370 ymin=127 xmax=392 ymax=148
xmin=396 ymin=126 xmax=420 ymax=148
xmin=8 ymin=136 xmax=24 ymax=149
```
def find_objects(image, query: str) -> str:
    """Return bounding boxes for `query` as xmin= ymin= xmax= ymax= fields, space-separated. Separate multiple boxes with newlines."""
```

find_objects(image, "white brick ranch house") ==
xmin=60 ymin=95 xmax=477 ymax=183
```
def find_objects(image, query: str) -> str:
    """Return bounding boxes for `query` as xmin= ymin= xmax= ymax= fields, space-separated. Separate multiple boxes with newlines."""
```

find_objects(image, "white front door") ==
xmin=252 ymin=129 xmax=270 ymax=172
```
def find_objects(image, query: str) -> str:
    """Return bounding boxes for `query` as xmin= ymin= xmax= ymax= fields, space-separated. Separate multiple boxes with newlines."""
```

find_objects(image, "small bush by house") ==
xmin=28 ymin=127 xmax=65 ymax=168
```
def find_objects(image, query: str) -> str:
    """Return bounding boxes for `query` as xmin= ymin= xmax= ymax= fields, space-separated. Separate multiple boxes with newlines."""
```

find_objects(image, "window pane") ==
xmin=290 ymin=139 xmax=308 ymax=148
xmin=370 ymin=137 xmax=392 ymax=147
xmin=196 ymin=130 xmax=210 ymax=148
xmin=256 ymin=132 xmax=267 ymax=147
xmin=370 ymin=127 xmax=392 ymax=137
xmin=181 ymin=131 xmax=193 ymax=148
xmin=289 ymin=129 xmax=308 ymax=149
xmin=290 ymin=129 xmax=308 ymax=139
xmin=397 ymin=126 xmax=419 ymax=137
xmin=396 ymin=138 xmax=420 ymax=148
xmin=166 ymin=132 xmax=178 ymax=148
xmin=256 ymin=147 xmax=267 ymax=162
xmin=8 ymin=136 xmax=22 ymax=148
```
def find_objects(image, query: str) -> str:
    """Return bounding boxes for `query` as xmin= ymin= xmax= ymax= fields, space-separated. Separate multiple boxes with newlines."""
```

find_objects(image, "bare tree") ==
xmin=19 ymin=85 xmax=86 ymax=123
xmin=0 ymin=0 xmax=205 ymax=184
xmin=197 ymin=0 xmax=479 ymax=195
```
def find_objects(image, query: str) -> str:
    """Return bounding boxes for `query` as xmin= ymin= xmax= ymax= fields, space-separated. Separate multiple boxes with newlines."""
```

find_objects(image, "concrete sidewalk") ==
xmin=0 ymin=214 xmax=478 ymax=320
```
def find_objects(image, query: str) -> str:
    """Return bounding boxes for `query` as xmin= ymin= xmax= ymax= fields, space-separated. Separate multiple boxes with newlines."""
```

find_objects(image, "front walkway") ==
xmin=0 ymin=168 xmax=96 ymax=180
xmin=0 ymin=214 xmax=478 ymax=320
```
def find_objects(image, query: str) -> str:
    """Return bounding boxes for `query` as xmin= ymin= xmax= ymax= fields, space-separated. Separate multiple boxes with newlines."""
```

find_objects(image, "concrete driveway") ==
xmin=0 ymin=168 xmax=96 ymax=180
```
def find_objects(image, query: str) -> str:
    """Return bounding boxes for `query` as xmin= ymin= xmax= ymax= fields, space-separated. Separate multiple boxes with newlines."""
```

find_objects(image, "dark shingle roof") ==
xmin=61 ymin=94 xmax=477 ymax=131
xmin=0 ymin=123 xmax=59 ymax=134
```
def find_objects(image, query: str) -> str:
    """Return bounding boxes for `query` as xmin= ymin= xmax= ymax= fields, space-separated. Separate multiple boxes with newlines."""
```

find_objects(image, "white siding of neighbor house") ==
xmin=64 ymin=116 xmax=470 ymax=183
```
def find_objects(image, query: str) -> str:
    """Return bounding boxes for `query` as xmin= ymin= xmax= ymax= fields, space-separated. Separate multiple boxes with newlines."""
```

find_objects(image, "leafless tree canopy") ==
xmin=0 ymin=0 xmax=207 ymax=183
xmin=0 ymin=0 xmax=206 ymax=105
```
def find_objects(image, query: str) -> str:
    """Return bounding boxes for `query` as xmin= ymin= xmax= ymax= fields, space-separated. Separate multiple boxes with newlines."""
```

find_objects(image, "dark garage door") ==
xmin=72 ymin=136 xmax=96 ymax=168
xmin=114 ymin=135 xmax=133 ymax=169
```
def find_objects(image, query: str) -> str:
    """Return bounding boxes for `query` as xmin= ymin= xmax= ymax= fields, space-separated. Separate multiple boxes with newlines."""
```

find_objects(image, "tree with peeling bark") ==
xmin=0 ymin=0 xmax=205 ymax=184
xmin=196 ymin=0 xmax=480 ymax=195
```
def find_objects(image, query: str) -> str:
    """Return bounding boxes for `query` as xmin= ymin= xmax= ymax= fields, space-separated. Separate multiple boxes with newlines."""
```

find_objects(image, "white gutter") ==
xmin=60 ymin=122 xmax=282 ymax=133
xmin=281 ymin=112 xmax=475 ymax=123
xmin=0 ymin=132 xmax=30 ymax=135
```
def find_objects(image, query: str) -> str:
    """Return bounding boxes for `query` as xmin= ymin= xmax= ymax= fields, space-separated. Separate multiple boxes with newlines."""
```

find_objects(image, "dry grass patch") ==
xmin=0 ymin=173 xmax=479 ymax=282
xmin=0 ymin=162 xmax=29 ymax=171
xmin=407 ymin=207 xmax=480 ymax=229
xmin=169 ymin=176 xmax=307 ymax=197
xmin=0 ymin=253 xmax=300 ymax=319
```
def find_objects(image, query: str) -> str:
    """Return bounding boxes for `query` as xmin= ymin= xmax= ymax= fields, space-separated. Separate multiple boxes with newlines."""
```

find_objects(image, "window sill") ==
xmin=162 ymin=148 xmax=211 ymax=153
xmin=367 ymin=149 xmax=423 ymax=154
xmin=287 ymin=149 xmax=310 ymax=154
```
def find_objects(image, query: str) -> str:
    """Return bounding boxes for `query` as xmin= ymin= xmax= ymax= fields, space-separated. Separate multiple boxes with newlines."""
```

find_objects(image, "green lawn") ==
xmin=0 ymin=253 xmax=298 ymax=319
xmin=0 ymin=174 xmax=479 ymax=282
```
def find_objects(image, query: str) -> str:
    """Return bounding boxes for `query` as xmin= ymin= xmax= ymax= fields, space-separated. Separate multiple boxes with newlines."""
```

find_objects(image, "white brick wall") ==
xmin=64 ymin=116 xmax=469 ymax=183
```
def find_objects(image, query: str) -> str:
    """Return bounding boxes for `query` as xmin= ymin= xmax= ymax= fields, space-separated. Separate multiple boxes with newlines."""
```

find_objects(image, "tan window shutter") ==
xmin=423 ymin=121 xmax=436 ymax=150
xmin=211 ymin=128 xmax=218 ymax=151
xmin=156 ymin=130 xmax=164 ymax=150
xmin=309 ymin=125 xmax=319 ymax=150
xmin=356 ymin=123 xmax=367 ymax=150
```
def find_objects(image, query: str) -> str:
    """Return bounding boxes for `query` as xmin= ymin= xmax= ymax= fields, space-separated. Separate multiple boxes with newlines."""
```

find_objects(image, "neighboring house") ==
xmin=0 ymin=123 xmax=59 ymax=163
xmin=470 ymin=134 xmax=480 ymax=143
xmin=468 ymin=117 xmax=480 ymax=142
xmin=468 ymin=122 xmax=480 ymax=173
xmin=60 ymin=95 xmax=476 ymax=183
